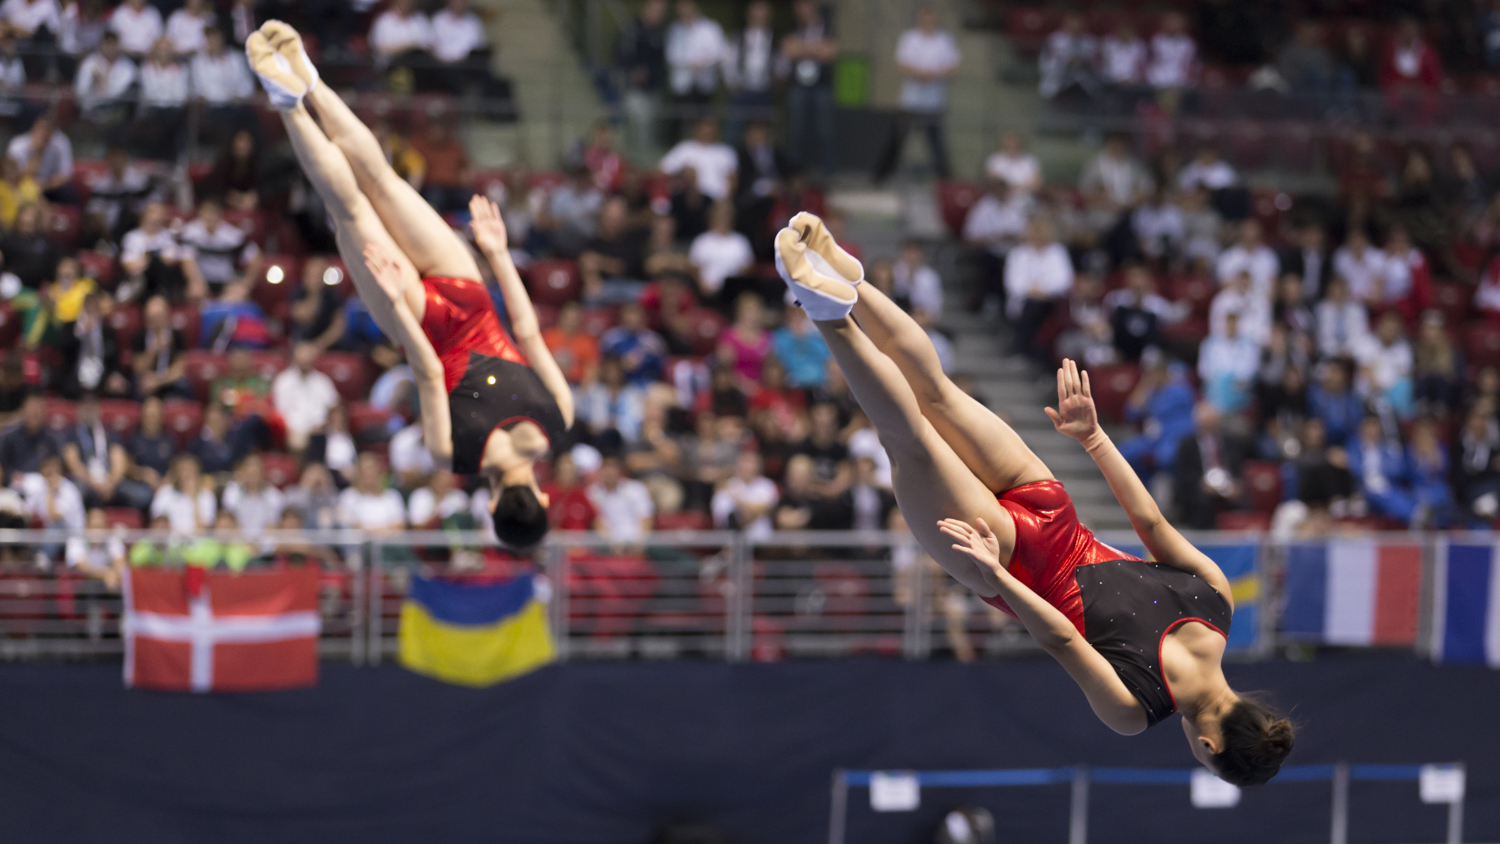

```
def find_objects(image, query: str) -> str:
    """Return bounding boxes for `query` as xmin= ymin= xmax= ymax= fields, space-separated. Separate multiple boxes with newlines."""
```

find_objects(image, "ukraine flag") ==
xmin=398 ymin=574 xmax=556 ymax=687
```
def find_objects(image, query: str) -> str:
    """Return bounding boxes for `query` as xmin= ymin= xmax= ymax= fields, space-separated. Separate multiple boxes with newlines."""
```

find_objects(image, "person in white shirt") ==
xmin=1376 ymin=226 xmax=1427 ymax=310
xmin=84 ymin=144 xmax=155 ymax=240
xmin=1131 ymin=186 xmax=1185 ymax=261
xmin=271 ymin=343 xmax=341 ymax=452
xmin=660 ymin=115 xmax=737 ymax=201
xmin=336 ymin=452 xmax=406 ymax=531
xmin=984 ymin=131 xmax=1042 ymax=195
xmin=6 ymin=113 xmax=72 ymax=202
xmin=1208 ymin=270 xmax=1271 ymax=344
xmin=0 ymin=27 xmax=25 ymax=107
xmin=164 ymin=0 xmax=211 ymax=56
xmin=687 ymin=200 xmax=753 ymax=298
xmin=963 ymin=179 xmax=1031 ymax=313
xmin=60 ymin=0 xmax=110 ymax=57
xmin=1353 ymin=310 xmax=1415 ymax=418
xmin=664 ymin=0 xmax=724 ymax=115
xmin=109 ymin=0 xmax=161 ymax=57
xmin=587 ymin=454 xmax=654 ymax=546
xmin=369 ymin=0 xmax=433 ymax=65
xmin=178 ymin=198 xmax=259 ymax=291
xmin=892 ymin=239 xmax=943 ymax=318
xmin=1099 ymin=19 xmax=1147 ymax=88
xmin=73 ymin=31 xmax=136 ymax=121
xmin=150 ymin=453 xmax=216 ymax=532
xmin=220 ymin=452 xmax=285 ymax=536
xmin=388 ymin=422 xmax=436 ymax=490
xmin=1315 ymin=275 xmax=1370 ymax=359
xmin=1004 ymin=218 xmax=1073 ymax=358
xmin=1215 ymin=219 xmax=1279 ymax=300
xmin=721 ymin=0 xmax=773 ymax=143
xmin=191 ymin=25 xmax=255 ymax=140
xmin=874 ymin=4 xmax=960 ymax=182
xmin=2 ymin=0 xmax=59 ymax=42
xmin=1331 ymin=227 xmax=1386 ymax=304
xmin=132 ymin=37 xmax=190 ymax=158
xmin=1178 ymin=145 xmax=1237 ymax=192
xmin=22 ymin=454 xmax=86 ymax=531
xmin=710 ymin=451 xmax=778 ymax=538
xmin=120 ymin=202 xmax=207 ymax=302
xmin=1146 ymin=11 xmax=1196 ymax=91
xmin=1198 ymin=311 xmax=1261 ymax=415
xmin=407 ymin=468 xmax=469 ymax=528
xmin=1038 ymin=12 xmax=1097 ymax=100
xmin=431 ymin=0 xmax=487 ymax=64
xmin=1079 ymin=134 xmax=1153 ymax=210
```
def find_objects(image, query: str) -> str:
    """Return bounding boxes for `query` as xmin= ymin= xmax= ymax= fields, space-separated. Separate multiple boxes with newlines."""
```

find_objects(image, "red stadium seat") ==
xmin=77 ymin=249 xmax=116 ymax=288
xmin=169 ymin=304 xmax=200 ymax=348
xmin=1084 ymin=363 xmax=1141 ymax=424
xmin=247 ymin=350 xmax=289 ymax=380
xmin=260 ymin=452 xmax=300 ymax=488
xmin=103 ymin=507 xmax=143 ymax=529
xmin=108 ymin=303 xmax=142 ymax=350
xmin=162 ymin=399 xmax=203 ymax=447
xmin=685 ymin=307 xmax=726 ymax=356
xmin=1215 ymin=511 xmax=1271 ymax=531
xmin=71 ymin=159 xmax=110 ymax=203
xmin=1167 ymin=275 xmax=1215 ymax=316
xmin=347 ymin=402 xmax=394 ymax=440
xmin=655 ymin=511 xmax=710 ymax=531
xmin=525 ymin=260 xmax=581 ymax=306
xmin=222 ymin=208 xmax=267 ymax=246
xmin=1431 ymin=282 xmax=1471 ymax=326
xmin=534 ymin=303 xmax=559 ymax=331
xmin=579 ymin=306 xmax=618 ymax=337
xmin=182 ymin=350 xmax=226 ymax=402
xmin=1240 ymin=460 xmax=1284 ymax=513
xmin=314 ymin=352 xmax=372 ymax=402
xmin=45 ymin=205 xmax=82 ymax=249
xmin=97 ymin=399 xmax=140 ymax=436
xmin=935 ymin=181 xmax=983 ymax=238
xmin=1466 ymin=323 xmax=1500 ymax=369
xmin=43 ymin=398 xmax=76 ymax=430
xmin=0 ymin=303 xmax=19 ymax=350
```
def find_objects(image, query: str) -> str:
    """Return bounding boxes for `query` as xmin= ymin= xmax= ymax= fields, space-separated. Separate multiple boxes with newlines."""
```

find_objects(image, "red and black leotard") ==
xmin=418 ymin=276 xmax=568 ymax=476
xmin=980 ymin=480 xmax=1232 ymax=727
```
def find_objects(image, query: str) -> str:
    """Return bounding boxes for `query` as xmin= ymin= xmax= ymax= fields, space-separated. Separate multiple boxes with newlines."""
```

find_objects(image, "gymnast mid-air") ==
xmin=246 ymin=22 xmax=572 ymax=549
xmin=774 ymin=213 xmax=1293 ymax=785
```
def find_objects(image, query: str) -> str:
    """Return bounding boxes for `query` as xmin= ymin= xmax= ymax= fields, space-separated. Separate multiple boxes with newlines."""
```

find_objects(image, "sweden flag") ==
xmin=398 ymin=574 xmax=556 ymax=686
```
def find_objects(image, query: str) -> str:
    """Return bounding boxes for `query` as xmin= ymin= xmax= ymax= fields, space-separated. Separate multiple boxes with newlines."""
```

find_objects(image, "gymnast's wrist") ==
xmin=1080 ymin=429 xmax=1111 ymax=454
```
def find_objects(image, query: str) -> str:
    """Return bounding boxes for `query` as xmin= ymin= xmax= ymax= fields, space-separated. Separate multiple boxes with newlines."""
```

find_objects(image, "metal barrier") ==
xmin=828 ymin=762 xmax=1468 ymax=844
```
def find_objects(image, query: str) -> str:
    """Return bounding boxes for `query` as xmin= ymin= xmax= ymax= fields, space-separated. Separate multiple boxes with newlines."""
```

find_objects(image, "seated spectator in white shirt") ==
xmin=587 ymin=454 xmax=654 ymax=547
xmin=1178 ymin=145 xmax=1238 ymax=192
xmin=892 ymin=239 xmax=943 ymax=317
xmin=984 ymin=131 xmax=1041 ymax=195
xmin=84 ymin=144 xmax=155 ymax=242
xmin=1331 ymin=227 xmax=1387 ymax=304
xmin=272 ymin=343 xmax=341 ymax=453
xmin=1315 ymin=275 xmax=1370 ymax=359
xmin=407 ymin=469 xmax=470 ymax=529
xmin=1099 ymin=19 xmax=1147 ymax=88
xmin=21 ymin=454 xmax=85 ymax=531
xmin=1146 ymin=11 xmax=1197 ymax=91
xmin=220 ymin=452 xmax=285 ymax=536
xmin=164 ymin=0 xmax=211 ymax=55
xmin=191 ymin=26 xmax=253 ymax=107
xmin=336 ymin=453 xmax=407 ymax=532
xmin=1209 ymin=270 xmax=1272 ymax=344
xmin=2 ymin=0 xmax=60 ymax=43
xmin=1353 ymin=310 xmax=1415 ymax=418
xmin=1004 ymin=218 xmax=1074 ymax=360
xmin=1215 ymin=219 xmax=1279 ymax=299
xmin=1198 ymin=311 xmax=1261 ymax=415
xmin=0 ymin=28 xmax=25 ymax=114
xmin=60 ymin=0 xmax=109 ymax=57
xmin=74 ymin=31 xmax=136 ymax=122
xmin=131 ymin=37 xmax=189 ymax=160
xmin=1131 ymin=186 xmax=1185 ymax=261
xmin=710 ymin=451 xmax=778 ymax=538
xmin=389 ymin=421 xmax=435 ymax=490
xmin=7 ymin=113 xmax=74 ymax=201
xmin=660 ymin=116 xmax=738 ymax=201
xmin=430 ymin=0 xmax=488 ymax=71
xmin=150 ymin=453 xmax=216 ymax=532
xmin=178 ymin=198 xmax=259 ymax=293
xmin=369 ymin=0 xmax=433 ymax=66
xmin=120 ymin=202 xmax=207 ymax=302
xmin=1079 ymin=134 xmax=1153 ymax=211
xmin=109 ymin=0 xmax=162 ymax=57
xmin=963 ymin=178 xmax=1030 ymax=310
xmin=574 ymin=355 xmax=647 ymax=442
xmin=687 ymin=200 xmax=753 ymax=299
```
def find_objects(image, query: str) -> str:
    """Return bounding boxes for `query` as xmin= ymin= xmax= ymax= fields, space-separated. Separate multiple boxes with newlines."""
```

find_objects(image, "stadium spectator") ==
xmin=190 ymin=26 xmax=256 ymax=137
xmin=1130 ymin=186 xmax=1186 ymax=263
xmin=780 ymin=0 xmax=837 ymax=176
xmin=1348 ymin=414 xmax=1410 ymax=523
xmin=1407 ymin=416 xmax=1456 ymax=527
xmin=337 ymin=453 xmax=406 ymax=532
xmin=179 ymin=199 xmax=259 ymax=293
xmin=1455 ymin=406 xmax=1500 ymax=522
xmin=892 ymin=239 xmax=942 ymax=318
xmin=58 ymin=289 xmax=128 ymax=399
xmin=22 ymin=453 xmax=85 ymax=530
xmin=772 ymin=304 xmax=828 ymax=389
xmin=369 ymin=0 xmax=433 ymax=68
xmin=203 ymin=130 xmax=268 ymax=212
xmin=1104 ymin=264 xmax=1178 ymax=362
xmin=542 ymin=301 xmax=600 ymax=387
xmin=430 ymin=0 xmax=497 ymax=96
xmin=874 ymin=4 xmax=960 ymax=183
xmin=1171 ymin=402 xmax=1242 ymax=529
xmin=126 ymin=395 xmax=176 ymax=487
xmin=793 ymin=402 xmax=851 ymax=498
xmin=221 ymin=452 xmax=284 ymax=536
xmin=1079 ymin=134 xmax=1152 ymax=212
xmin=108 ymin=0 xmax=160 ymax=57
xmin=962 ymin=178 xmax=1029 ymax=311
xmin=0 ymin=24 xmax=24 ymax=109
xmin=1376 ymin=226 xmax=1432 ymax=321
xmin=711 ymin=450 xmax=777 ymax=537
xmin=285 ymin=257 xmax=344 ymax=350
xmin=1380 ymin=18 xmax=1442 ymax=96
xmin=1099 ymin=19 xmax=1147 ymax=92
xmin=83 ymin=145 xmax=154 ymax=244
xmin=1332 ymin=227 xmax=1385 ymax=302
xmin=0 ymin=393 xmax=58 ymax=482
xmin=665 ymin=0 xmax=724 ymax=127
xmin=600 ymin=301 xmax=666 ymax=385
xmin=1146 ymin=11 xmax=1197 ymax=94
xmin=1282 ymin=223 xmax=1332 ymax=299
xmin=1038 ymin=12 xmax=1097 ymax=101
xmin=733 ymin=120 xmax=788 ymax=249
xmin=60 ymin=0 xmax=109 ymax=59
xmin=131 ymin=295 xmax=190 ymax=399
xmin=578 ymin=197 xmax=646 ymax=303
xmin=2 ymin=0 xmax=60 ymax=44
xmin=1199 ymin=311 xmax=1261 ymax=415
xmin=588 ymin=453 xmax=654 ymax=546
xmin=1279 ymin=21 xmax=1335 ymax=98
xmin=539 ymin=165 xmax=603 ymax=257
xmin=984 ymin=131 xmax=1041 ymax=196
xmin=411 ymin=122 xmax=469 ymax=213
xmin=1354 ymin=311 xmax=1415 ymax=419
xmin=1337 ymin=25 xmax=1379 ymax=94
xmin=1413 ymin=311 xmax=1461 ymax=416
xmin=0 ymin=156 xmax=37 ymax=230
xmin=542 ymin=451 xmax=597 ymax=530
xmin=388 ymin=420 xmax=434 ymax=489
xmin=273 ymin=343 xmax=340 ymax=453
xmin=120 ymin=202 xmax=206 ymax=303
xmin=1117 ymin=351 xmax=1195 ymax=478
xmin=1314 ymin=275 xmax=1370 ymax=359
xmin=616 ymin=0 xmax=669 ymax=161
xmin=1178 ymin=145 xmax=1238 ymax=194
xmin=1004 ymin=218 xmax=1073 ymax=361
xmin=575 ymin=355 xmax=646 ymax=442
xmin=6 ymin=114 xmax=72 ymax=203
xmin=407 ymin=468 xmax=468 ymax=529
xmin=716 ymin=292 xmax=769 ymax=386
xmin=1307 ymin=359 xmax=1363 ymax=447
xmin=0 ymin=202 xmax=56 ymax=289
xmin=163 ymin=0 xmax=210 ymax=55
xmin=151 ymin=453 xmax=214 ymax=532
xmin=190 ymin=402 xmax=245 ymax=476
xmin=1210 ymin=269 xmax=1271 ymax=345
xmin=285 ymin=462 xmax=339 ymax=529
xmin=661 ymin=115 xmax=737 ymax=203
xmin=1216 ymin=219 xmax=1279 ymax=299
xmin=721 ymin=0 xmax=773 ymax=144
xmin=688 ymin=200 xmax=753 ymax=301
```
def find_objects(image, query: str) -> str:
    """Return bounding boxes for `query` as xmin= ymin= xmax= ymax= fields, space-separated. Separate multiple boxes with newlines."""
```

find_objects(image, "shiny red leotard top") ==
xmin=418 ymin=275 xmax=528 ymax=392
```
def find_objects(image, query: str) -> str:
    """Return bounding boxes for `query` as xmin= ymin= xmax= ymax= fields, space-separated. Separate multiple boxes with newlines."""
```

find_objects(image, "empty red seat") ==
xmin=77 ymin=250 xmax=116 ymax=288
xmin=1467 ymin=323 xmax=1500 ymax=369
xmin=169 ymin=304 xmax=200 ymax=348
xmin=162 ymin=400 xmax=203 ymax=447
xmin=1431 ymin=282 xmax=1470 ymax=325
xmin=655 ymin=510 xmax=710 ymax=531
xmin=579 ymin=306 xmax=618 ymax=336
xmin=686 ymin=307 xmax=726 ymax=356
xmin=1240 ymin=460 xmax=1284 ymax=512
xmin=45 ymin=205 xmax=82 ymax=248
xmin=71 ymin=159 xmax=110 ymax=203
xmin=1216 ymin=511 xmax=1271 ymax=531
xmin=347 ymin=402 xmax=394 ymax=440
xmin=103 ymin=507 xmax=143 ymax=529
xmin=0 ymin=303 xmax=19 ymax=350
xmin=935 ymin=181 xmax=983 ymax=238
xmin=247 ymin=349 xmax=289 ymax=380
xmin=1167 ymin=275 xmax=1215 ymax=316
xmin=97 ymin=399 xmax=140 ymax=436
xmin=260 ymin=452 xmax=301 ymax=488
xmin=314 ymin=352 xmax=372 ymax=401
xmin=182 ymin=349 xmax=226 ymax=402
xmin=108 ymin=303 xmax=142 ymax=350
xmin=525 ymin=260 xmax=581 ymax=306
xmin=43 ymin=398 xmax=76 ymax=430
xmin=1085 ymin=363 xmax=1141 ymax=424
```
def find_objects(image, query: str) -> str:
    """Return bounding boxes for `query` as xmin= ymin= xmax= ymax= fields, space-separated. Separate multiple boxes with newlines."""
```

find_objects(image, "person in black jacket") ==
xmin=617 ymin=0 xmax=670 ymax=162
xmin=735 ymin=120 xmax=793 ymax=256
xmin=1172 ymin=401 xmax=1248 ymax=529
xmin=1279 ymin=222 xmax=1332 ymax=299
xmin=58 ymin=290 xmax=129 ymax=399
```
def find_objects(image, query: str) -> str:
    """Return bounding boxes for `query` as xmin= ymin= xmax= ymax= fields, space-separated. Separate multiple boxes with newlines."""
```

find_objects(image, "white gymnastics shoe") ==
xmin=775 ymin=226 xmax=857 ymax=321
xmin=261 ymin=20 xmax=319 ymax=93
xmin=787 ymin=211 xmax=864 ymax=285
xmin=246 ymin=31 xmax=305 ymax=110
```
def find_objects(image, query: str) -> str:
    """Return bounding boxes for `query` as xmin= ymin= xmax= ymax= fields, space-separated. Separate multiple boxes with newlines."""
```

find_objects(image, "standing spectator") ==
xmin=721 ymin=0 xmax=774 ymax=143
xmin=131 ymin=295 xmax=190 ymax=398
xmin=369 ymin=0 xmax=433 ymax=71
xmin=1215 ymin=219 xmax=1279 ymax=300
xmin=190 ymin=26 xmax=256 ymax=137
xmin=163 ymin=0 xmax=210 ymax=56
xmin=407 ymin=469 xmax=468 ymax=529
xmin=984 ymin=131 xmax=1041 ymax=196
xmin=874 ymin=4 xmax=960 ymax=183
xmin=6 ymin=114 xmax=73 ymax=203
xmin=543 ymin=301 xmax=601 ymax=386
xmin=150 ymin=453 xmax=214 ymax=532
xmin=616 ymin=0 xmax=669 ymax=162
xmin=1038 ymin=11 xmax=1097 ymax=101
xmin=410 ymin=122 xmax=469 ymax=213
xmin=734 ymin=120 xmax=790 ymax=246
xmin=1146 ymin=11 xmax=1197 ymax=96
xmin=1379 ymin=18 xmax=1442 ymax=97
xmin=220 ymin=452 xmax=284 ymax=536
xmin=587 ymin=454 xmax=654 ymax=546
xmin=1353 ymin=310 xmax=1415 ymax=419
xmin=779 ymin=0 xmax=838 ymax=177
xmin=600 ymin=302 xmax=666 ymax=386
xmin=132 ymin=37 xmax=190 ymax=159
xmin=0 ymin=393 xmax=59 ymax=481
xmin=575 ymin=356 xmax=647 ymax=442
xmin=1004 ymin=218 xmax=1073 ymax=360
xmin=660 ymin=115 xmax=737 ymax=202
xmin=688 ymin=200 xmax=753 ymax=301
xmin=108 ymin=0 xmax=160 ymax=57
xmin=664 ymin=0 xmax=723 ymax=128
xmin=126 ymin=395 xmax=176 ymax=487
xmin=711 ymin=451 xmax=777 ymax=537
xmin=336 ymin=452 xmax=406 ymax=532
xmin=1098 ymin=19 xmax=1147 ymax=110
xmin=1199 ymin=311 xmax=1261 ymax=415
xmin=1171 ymin=402 xmax=1242 ymax=529
xmin=772 ymin=304 xmax=829 ymax=389
xmin=892 ymin=239 xmax=943 ymax=318
xmin=21 ymin=454 xmax=85 ymax=531
xmin=1314 ymin=275 xmax=1370 ymax=359
xmin=429 ymin=0 xmax=498 ymax=96
xmin=1079 ymin=134 xmax=1152 ymax=211
xmin=272 ymin=343 xmax=340 ymax=453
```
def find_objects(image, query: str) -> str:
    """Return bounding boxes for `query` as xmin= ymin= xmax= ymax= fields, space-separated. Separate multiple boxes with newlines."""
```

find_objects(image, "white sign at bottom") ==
xmin=870 ymin=771 xmax=921 ymax=812
xmin=1190 ymin=768 xmax=1242 ymax=808
xmin=1420 ymin=765 xmax=1466 ymax=804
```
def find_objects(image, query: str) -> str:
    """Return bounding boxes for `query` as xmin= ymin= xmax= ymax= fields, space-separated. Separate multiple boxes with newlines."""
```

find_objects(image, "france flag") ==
xmin=1435 ymin=542 xmax=1500 ymax=667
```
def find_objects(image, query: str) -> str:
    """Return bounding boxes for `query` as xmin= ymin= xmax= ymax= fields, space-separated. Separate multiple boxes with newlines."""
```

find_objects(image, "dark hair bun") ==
xmin=492 ymin=484 xmax=549 ymax=549
xmin=1213 ymin=696 xmax=1295 ymax=787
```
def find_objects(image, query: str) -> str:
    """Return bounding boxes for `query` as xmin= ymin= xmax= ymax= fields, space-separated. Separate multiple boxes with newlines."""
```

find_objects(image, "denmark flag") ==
xmin=122 ymin=567 xmax=321 ymax=692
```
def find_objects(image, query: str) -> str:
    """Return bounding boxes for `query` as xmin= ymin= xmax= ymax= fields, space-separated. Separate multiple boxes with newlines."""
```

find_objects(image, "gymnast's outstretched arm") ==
xmin=469 ymin=196 xmax=574 ymax=428
xmin=363 ymin=243 xmax=455 ymax=468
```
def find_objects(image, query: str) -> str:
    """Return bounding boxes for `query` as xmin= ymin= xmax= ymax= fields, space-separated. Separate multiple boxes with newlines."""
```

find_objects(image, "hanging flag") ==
xmin=122 ymin=567 xmax=321 ymax=692
xmin=1281 ymin=540 xmax=1422 ymax=646
xmin=1435 ymin=542 xmax=1500 ymax=666
xmin=1106 ymin=538 xmax=1261 ymax=652
xmin=399 ymin=573 xmax=556 ymax=687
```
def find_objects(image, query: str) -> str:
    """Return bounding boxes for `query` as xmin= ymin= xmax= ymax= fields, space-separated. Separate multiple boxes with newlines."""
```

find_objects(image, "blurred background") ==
xmin=0 ymin=0 xmax=1499 ymax=841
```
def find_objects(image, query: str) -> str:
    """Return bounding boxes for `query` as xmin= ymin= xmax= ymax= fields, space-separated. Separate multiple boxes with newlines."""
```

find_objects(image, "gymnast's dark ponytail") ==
xmin=1213 ymin=695 xmax=1295 ymax=787
xmin=492 ymin=484 xmax=549 ymax=549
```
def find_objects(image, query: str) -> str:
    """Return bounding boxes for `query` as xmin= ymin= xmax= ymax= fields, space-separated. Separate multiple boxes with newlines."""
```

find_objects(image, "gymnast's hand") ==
xmin=1044 ymin=358 xmax=1100 ymax=444
xmin=469 ymin=195 xmax=509 ymax=255
xmin=362 ymin=242 xmax=410 ymax=304
xmin=938 ymin=517 xmax=1004 ymax=579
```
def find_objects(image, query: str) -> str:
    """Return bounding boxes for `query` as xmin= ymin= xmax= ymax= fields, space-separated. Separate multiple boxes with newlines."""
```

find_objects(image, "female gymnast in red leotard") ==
xmin=773 ymin=213 xmax=1292 ymax=786
xmin=245 ymin=22 xmax=572 ymax=548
